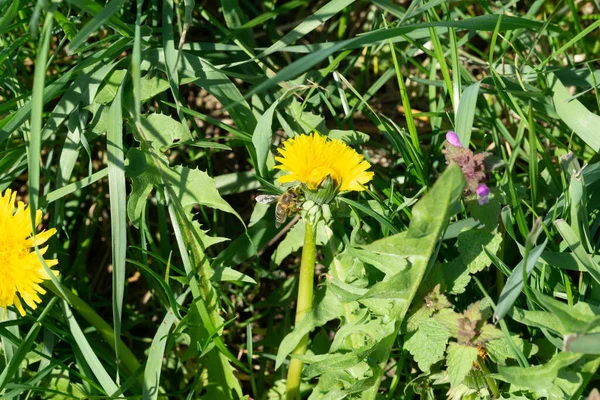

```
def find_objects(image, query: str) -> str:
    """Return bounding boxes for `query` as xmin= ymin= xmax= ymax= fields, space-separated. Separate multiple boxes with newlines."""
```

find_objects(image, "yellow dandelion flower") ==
xmin=0 ymin=189 xmax=58 ymax=316
xmin=275 ymin=133 xmax=374 ymax=191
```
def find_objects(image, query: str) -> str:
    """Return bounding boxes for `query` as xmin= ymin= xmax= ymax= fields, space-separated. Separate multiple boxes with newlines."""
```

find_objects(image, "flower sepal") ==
xmin=302 ymin=174 xmax=341 ymax=206
xmin=300 ymin=200 xmax=332 ymax=226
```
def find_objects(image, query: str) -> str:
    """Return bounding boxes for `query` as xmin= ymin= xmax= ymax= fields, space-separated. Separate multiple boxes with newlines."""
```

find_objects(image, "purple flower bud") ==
xmin=446 ymin=131 xmax=463 ymax=147
xmin=476 ymin=184 xmax=490 ymax=205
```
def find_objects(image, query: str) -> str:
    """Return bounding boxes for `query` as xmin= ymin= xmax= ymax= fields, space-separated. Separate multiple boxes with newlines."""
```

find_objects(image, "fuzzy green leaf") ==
xmin=457 ymin=229 xmax=503 ymax=273
xmin=446 ymin=342 xmax=479 ymax=387
xmin=486 ymin=336 xmax=538 ymax=365
xmin=404 ymin=318 xmax=450 ymax=372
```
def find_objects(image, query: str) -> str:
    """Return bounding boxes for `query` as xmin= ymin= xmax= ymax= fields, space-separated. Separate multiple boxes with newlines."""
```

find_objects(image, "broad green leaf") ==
xmin=143 ymin=292 xmax=187 ymax=400
xmin=356 ymin=164 xmax=465 ymax=398
xmin=404 ymin=318 xmax=450 ymax=372
xmin=496 ymin=352 xmax=582 ymax=390
xmin=126 ymin=149 xmax=243 ymax=228
xmin=298 ymin=345 xmax=376 ymax=379
xmin=455 ymin=81 xmax=481 ymax=146
xmin=457 ymin=229 xmax=503 ymax=273
xmin=446 ymin=342 xmax=479 ymax=387
xmin=95 ymin=69 xmax=128 ymax=104
xmin=494 ymin=240 xmax=548 ymax=323
xmin=549 ymin=73 xmax=600 ymax=153
xmin=554 ymin=219 xmax=600 ymax=285
xmin=107 ymin=75 xmax=127 ymax=368
xmin=486 ymin=335 xmax=538 ymax=365
xmin=509 ymin=307 xmax=566 ymax=335
xmin=212 ymin=266 xmax=256 ymax=284
xmin=214 ymin=171 xmax=260 ymax=195
xmin=271 ymin=220 xmax=328 ymax=266
xmin=252 ymin=100 xmax=279 ymax=177
xmin=136 ymin=113 xmax=193 ymax=152
xmin=328 ymin=129 xmax=370 ymax=144
xmin=564 ymin=332 xmax=600 ymax=354
xmin=275 ymin=289 xmax=344 ymax=369
xmin=528 ymin=289 xmax=600 ymax=334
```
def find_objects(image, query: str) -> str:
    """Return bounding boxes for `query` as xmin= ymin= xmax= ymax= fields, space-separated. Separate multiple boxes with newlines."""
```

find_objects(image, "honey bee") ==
xmin=256 ymin=188 xmax=301 ymax=228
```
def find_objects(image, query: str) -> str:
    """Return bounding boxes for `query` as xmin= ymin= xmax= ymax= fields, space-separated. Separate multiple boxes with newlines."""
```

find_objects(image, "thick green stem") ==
xmin=286 ymin=221 xmax=317 ymax=400
xmin=478 ymin=356 xmax=500 ymax=398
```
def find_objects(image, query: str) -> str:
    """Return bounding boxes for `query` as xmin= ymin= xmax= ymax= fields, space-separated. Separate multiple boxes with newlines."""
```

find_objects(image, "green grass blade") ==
xmin=455 ymin=81 xmax=481 ymax=147
xmin=68 ymin=0 xmax=127 ymax=52
xmin=142 ymin=292 xmax=188 ymax=400
xmin=493 ymin=240 xmax=547 ymax=323
xmin=0 ymin=0 xmax=19 ymax=35
xmin=46 ymin=169 xmax=108 ymax=203
xmin=63 ymin=301 xmax=119 ymax=395
xmin=258 ymin=0 xmax=355 ymax=58
xmin=28 ymin=9 xmax=54 ymax=217
xmin=107 ymin=76 xmax=127 ymax=381
xmin=64 ymin=0 xmax=133 ymax=37
xmin=555 ymin=219 xmax=600 ymax=285
xmin=549 ymin=72 xmax=600 ymax=153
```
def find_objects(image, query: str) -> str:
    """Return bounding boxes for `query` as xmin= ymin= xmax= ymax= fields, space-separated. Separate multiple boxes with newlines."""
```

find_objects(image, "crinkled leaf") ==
xmin=405 ymin=305 xmax=434 ymax=333
xmin=446 ymin=342 xmax=479 ymax=387
xmin=486 ymin=335 xmax=538 ymax=365
xmin=457 ymin=229 xmax=503 ymax=273
xmin=404 ymin=318 xmax=450 ymax=371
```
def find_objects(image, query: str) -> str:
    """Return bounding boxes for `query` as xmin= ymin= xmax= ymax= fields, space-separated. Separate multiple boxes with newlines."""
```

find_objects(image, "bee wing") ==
xmin=255 ymin=194 xmax=279 ymax=204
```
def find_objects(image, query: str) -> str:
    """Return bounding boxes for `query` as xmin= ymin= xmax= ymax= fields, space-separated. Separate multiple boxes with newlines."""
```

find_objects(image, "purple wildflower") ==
xmin=446 ymin=131 xmax=463 ymax=147
xmin=476 ymin=184 xmax=490 ymax=205
xmin=443 ymin=135 xmax=492 ymax=206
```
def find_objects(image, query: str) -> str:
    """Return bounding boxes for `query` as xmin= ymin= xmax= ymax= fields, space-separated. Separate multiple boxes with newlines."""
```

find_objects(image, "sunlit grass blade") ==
xmin=143 ymin=292 xmax=188 ymax=400
xmin=258 ymin=0 xmax=354 ymax=58
xmin=107 ymin=77 xmax=127 ymax=381
xmin=63 ymin=301 xmax=119 ymax=395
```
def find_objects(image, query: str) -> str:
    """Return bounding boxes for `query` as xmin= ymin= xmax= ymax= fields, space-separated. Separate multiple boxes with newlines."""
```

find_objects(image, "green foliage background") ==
xmin=2 ymin=0 xmax=600 ymax=399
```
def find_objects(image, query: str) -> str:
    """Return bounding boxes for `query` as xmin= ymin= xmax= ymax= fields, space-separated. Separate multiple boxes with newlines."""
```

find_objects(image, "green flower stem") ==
xmin=44 ymin=281 xmax=142 ymax=381
xmin=478 ymin=356 xmax=499 ymax=398
xmin=286 ymin=221 xmax=317 ymax=400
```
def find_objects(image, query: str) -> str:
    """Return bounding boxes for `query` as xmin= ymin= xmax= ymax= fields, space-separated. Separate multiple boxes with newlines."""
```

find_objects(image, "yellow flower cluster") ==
xmin=275 ymin=133 xmax=374 ymax=192
xmin=0 ymin=189 xmax=58 ymax=316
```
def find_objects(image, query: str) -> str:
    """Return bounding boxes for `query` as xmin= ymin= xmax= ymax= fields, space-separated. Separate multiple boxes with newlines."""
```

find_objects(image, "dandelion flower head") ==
xmin=0 ymin=189 xmax=58 ymax=316
xmin=275 ymin=133 xmax=374 ymax=192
